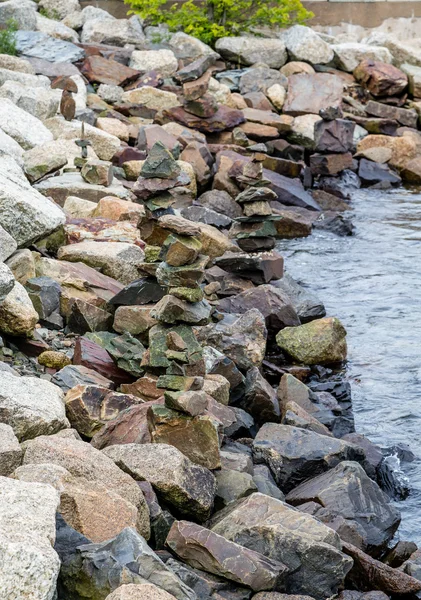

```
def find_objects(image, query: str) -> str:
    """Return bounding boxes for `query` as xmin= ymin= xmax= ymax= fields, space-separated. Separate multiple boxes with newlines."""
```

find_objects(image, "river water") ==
xmin=277 ymin=187 xmax=421 ymax=544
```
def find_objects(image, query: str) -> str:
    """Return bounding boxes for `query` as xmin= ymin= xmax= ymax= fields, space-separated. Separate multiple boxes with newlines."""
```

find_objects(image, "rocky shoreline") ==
xmin=1 ymin=1 xmax=421 ymax=599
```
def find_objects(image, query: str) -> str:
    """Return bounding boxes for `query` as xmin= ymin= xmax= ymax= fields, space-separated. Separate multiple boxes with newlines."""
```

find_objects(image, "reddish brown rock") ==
xmin=67 ymin=299 xmax=113 ymax=335
xmin=163 ymin=105 xmax=245 ymax=133
xmin=183 ymin=70 xmax=212 ymax=101
xmin=91 ymin=399 xmax=164 ymax=449
xmin=120 ymin=374 xmax=162 ymax=401
xmin=342 ymin=541 xmax=421 ymax=594
xmin=65 ymin=384 xmax=142 ymax=438
xmin=314 ymin=119 xmax=355 ymax=153
xmin=310 ymin=153 xmax=354 ymax=176
xmin=180 ymin=142 xmax=213 ymax=187
xmin=263 ymin=156 xmax=302 ymax=179
xmin=80 ymin=55 xmax=140 ymax=86
xmin=353 ymin=60 xmax=408 ymax=97
xmin=184 ymin=94 xmax=218 ymax=118
xmin=60 ymin=90 xmax=76 ymax=121
xmin=272 ymin=207 xmax=315 ymax=238
xmin=365 ymin=100 xmax=417 ymax=128
xmin=239 ymin=122 xmax=279 ymax=141
xmin=166 ymin=520 xmax=288 ymax=592
xmin=51 ymin=76 xmax=79 ymax=92
xmin=137 ymin=124 xmax=181 ymax=157
xmin=73 ymin=337 xmax=133 ymax=386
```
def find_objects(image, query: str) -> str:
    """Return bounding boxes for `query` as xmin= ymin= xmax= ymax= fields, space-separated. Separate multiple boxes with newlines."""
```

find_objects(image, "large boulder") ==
xmin=15 ymin=30 xmax=85 ymax=63
xmin=82 ymin=15 xmax=145 ymax=47
xmin=103 ymin=443 xmax=216 ymax=522
xmin=58 ymin=526 xmax=196 ymax=600
xmin=253 ymin=423 xmax=364 ymax=492
xmin=215 ymin=37 xmax=287 ymax=69
xmin=0 ymin=281 xmax=38 ymax=336
xmin=166 ymin=520 xmax=287 ymax=592
xmin=331 ymin=43 xmax=392 ymax=72
xmin=39 ymin=0 xmax=80 ymax=19
xmin=353 ymin=59 xmax=408 ymax=97
xmin=0 ymin=0 xmax=37 ymax=29
xmin=0 ymin=373 xmax=69 ymax=441
xmin=0 ymin=476 xmax=61 ymax=599
xmin=287 ymin=461 xmax=401 ymax=555
xmin=0 ymin=80 xmax=59 ymax=120
xmin=0 ymin=98 xmax=53 ymax=149
xmin=0 ymin=156 xmax=65 ymax=246
xmin=211 ymin=492 xmax=353 ymax=600
xmin=283 ymin=25 xmax=334 ymax=65
xmin=276 ymin=317 xmax=347 ymax=365
xmin=283 ymin=74 xmax=344 ymax=117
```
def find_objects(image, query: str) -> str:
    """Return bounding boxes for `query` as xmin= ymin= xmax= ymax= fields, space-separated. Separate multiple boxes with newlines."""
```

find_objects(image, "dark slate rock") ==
xmin=271 ymin=273 xmax=326 ymax=323
xmin=181 ymin=205 xmax=232 ymax=228
xmin=252 ymin=464 xmax=285 ymax=501
xmin=358 ymin=159 xmax=401 ymax=186
xmin=108 ymin=277 xmax=167 ymax=306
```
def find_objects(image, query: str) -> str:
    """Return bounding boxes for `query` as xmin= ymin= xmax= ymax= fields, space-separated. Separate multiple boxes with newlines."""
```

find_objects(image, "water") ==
xmin=277 ymin=187 xmax=421 ymax=544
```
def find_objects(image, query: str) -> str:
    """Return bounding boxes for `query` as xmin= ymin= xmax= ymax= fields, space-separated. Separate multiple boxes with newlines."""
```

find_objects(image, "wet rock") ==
xmin=284 ymin=74 xmax=343 ymax=117
xmin=253 ymin=424 xmax=363 ymax=492
xmin=358 ymin=159 xmax=401 ymax=186
xmin=271 ymin=274 xmax=326 ymax=324
xmin=353 ymin=60 xmax=408 ymax=97
xmin=215 ymin=251 xmax=284 ymax=284
xmin=284 ymin=26 xmax=334 ymax=65
xmin=211 ymin=493 xmax=353 ymax=600
xmin=287 ymin=461 xmax=401 ymax=554
xmin=15 ymin=30 xmax=84 ymax=63
xmin=196 ymin=309 xmax=267 ymax=371
xmin=383 ymin=540 xmax=418 ymax=568
xmin=103 ymin=443 xmax=216 ymax=522
xmin=276 ymin=317 xmax=347 ymax=365
xmin=167 ymin=520 xmax=287 ymax=591
xmin=343 ymin=541 xmax=421 ymax=595
xmin=0 ymin=423 xmax=22 ymax=476
xmin=0 ymin=476 xmax=60 ymax=600
xmin=0 ymin=281 xmax=38 ymax=336
xmin=215 ymin=37 xmax=287 ymax=69
xmin=58 ymin=526 xmax=195 ymax=600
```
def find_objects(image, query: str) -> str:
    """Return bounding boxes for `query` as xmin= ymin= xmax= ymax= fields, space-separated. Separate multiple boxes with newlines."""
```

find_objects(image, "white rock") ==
xmin=121 ymin=86 xmax=180 ymax=110
xmin=63 ymin=196 xmax=97 ymax=218
xmin=283 ymin=25 xmax=334 ymax=65
xmin=0 ymin=128 xmax=24 ymax=166
xmin=267 ymin=83 xmax=287 ymax=110
xmin=97 ymin=84 xmax=123 ymax=104
xmin=57 ymin=240 xmax=145 ymax=284
xmin=0 ymin=80 xmax=59 ymax=120
xmin=0 ymin=477 xmax=60 ymax=600
xmin=0 ymin=0 xmax=37 ymax=30
xmin=0 ymin=281 xmax=38 ymax=336
xmin=0 ymin=423 xmax=21 ymax=476
xmin=215 ymin=36 xmax=287 ymax=69
xmin=0 ymin=98 xmax=53 ymax=149
xmin=0 ymin=226 xmax=17 ymax=262
xmin=70 ymin=74 xmax=87 ymax=110
xmin=0 ymin=155 xmax=65 ymax=246
xmin=208 ymin=77 xmax=235 ymax=108
xmin=36 ymin=14 xmax=79 ymax=44
xmin=0 ymin=67 xmax=50 ymax=89
xmin=331 ymin=42 xmax=393 ymax=72
xmin=62 ymin=10 xmax=84 ymax=30
xmin=291 ymin=114 xmax=322 ymax=149
xmin=80 ymin=5 xmax=115 ymax=25
xmin=38 ymin=0 xmax=80 ymax=20
xmin=82 ymin=15 xmax=145 ymax=47
xmin=0 ymin=54 xmax=34 ymax=74
xmin=363 ymin=32 xmax=421 ymax=68
xmin=24 ymin=138 xmax=97 ymax=181
xmin=0 ymin=373 xmax=68 ymax=441
xmin=44 ymin=116 xmax=120 ymax=161
xmin=35 ymin=171 xmax=131 ymax=205
xmin=130 ymin=49 xmax=178 ymax=78
xmin=0 ymin=262 xmax=14 ymax=302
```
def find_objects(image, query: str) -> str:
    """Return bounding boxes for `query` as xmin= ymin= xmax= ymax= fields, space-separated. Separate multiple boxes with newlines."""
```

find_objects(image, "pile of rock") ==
xmin=0 ymin=2 xmax=420 ymax=599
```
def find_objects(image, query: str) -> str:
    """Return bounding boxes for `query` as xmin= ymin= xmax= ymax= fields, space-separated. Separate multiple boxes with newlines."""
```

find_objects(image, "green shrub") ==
xmin=0 ymin=19 xmax=18 ymax=56
xmin=125 ymin=0 xmax=313 ymax=46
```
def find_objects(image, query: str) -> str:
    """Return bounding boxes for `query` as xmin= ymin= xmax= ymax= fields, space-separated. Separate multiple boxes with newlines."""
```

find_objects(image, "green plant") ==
xmin=0 ymin=19 xmax=18 ymax=56
xmin=125 ymin=0 xmax=313 ymax=46
xmin=39 ymin=7 xmax=61 ymax=20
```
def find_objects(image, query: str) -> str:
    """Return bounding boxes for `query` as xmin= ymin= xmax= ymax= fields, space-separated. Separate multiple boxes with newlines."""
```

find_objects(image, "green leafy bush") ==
xmin=125 ymin=0 xmax=313 ymax=46
xmin=0 ymin=19 xmax=18 ymax=56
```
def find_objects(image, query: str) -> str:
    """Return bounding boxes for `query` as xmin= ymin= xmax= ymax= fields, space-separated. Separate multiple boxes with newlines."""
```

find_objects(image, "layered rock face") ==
xmin=0 ymin=5 xmax=419 ymax=600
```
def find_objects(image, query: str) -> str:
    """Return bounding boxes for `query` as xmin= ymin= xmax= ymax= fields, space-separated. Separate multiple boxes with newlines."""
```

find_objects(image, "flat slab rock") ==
xmin=15 ymin=30 xmax=85 ymax=63
xmin=166 ymin=520 xmax=288 ymax=592
xmin=80 ymin=55 xmax=140 ymax=86
xmin=283 ymin=73 xmax=344 ymax=117
xmin=164 ymin=105 xmax=245 ymax=133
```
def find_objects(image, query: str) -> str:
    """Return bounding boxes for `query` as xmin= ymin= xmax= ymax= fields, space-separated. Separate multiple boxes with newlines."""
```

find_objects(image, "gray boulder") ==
xmin=215 ymin=37 xmax=287 ymax=69
xmin=211 ymin=492 xmax=353 ymax=600
xmin=271 ymin=273 xmax=326 ymax=323
xmin=15 ymin=30 xmax=85 ymax=63
xmin=0 ymin=98 xmax=53 ymax=149
xmin=286 ymin=461 xmax=401 ymax=555
xmin=283 ymin=25 xmax=334 ymax=65
xmin=0 ymin=262 xmax=15 ymax=301
xmin=0 ymin=0 xmax=37 ymax=30
xmin=0 ymin=423 xmax=22 ymax=476
xmin=253 ymin=424 xmax=364 ymax=492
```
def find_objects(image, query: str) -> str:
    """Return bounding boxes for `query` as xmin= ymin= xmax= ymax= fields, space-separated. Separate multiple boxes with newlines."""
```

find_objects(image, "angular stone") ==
xmin=276 ymin=317 xmax=347 ymax=365
xmin=151 ymin=295 xmax=212 ymax=326
xmin=80 ymin=55 xmax=140 ymax=86
xmin=284 ymin=74 xmax=343 ymax=117
xmin=284 ymin=26 xmax=334 ymax=65
xmin=156 ymin=256 xmax=207 ymax=289
xmin=215 ymin=37 xmax=287 ymax=69
xmin=353 ymin=60 xmax=408 ymax=97
xmin=0 ymin=262 xmax=14 ymax=302
xmin=253 ymin=424 xmax=363 ymax=493
xmin=164 ymin=105 xmax=245 ymax=134
xmin=81 ymin=159 xmax=113 ymax=187
xmin=215 ymin=251 xmax=284 ymax=284
xmin=73 ymin=336 xmax=133 ymax=386
xmin=199 ymin=189 xmax=243 ymax=219
xmin=109 ymin=278 xmax=166 ymax=307
xmin=0 ymin=423 xmax=22 ymax=476
xmin=314 ymin=119 xmax=355 ymax=153
xmin=310 ymin=153 xmax=354 ymax=176
xmin=65 ymin=384 xmax=141 ymax=439
xmin=211 ymin=493 xmax=353 ymax=600
xmin=287 ymin=461 xmax=401 ymax=554
xmin=15 ymin=30 xmax=84 ymax=63
xmin=365 ymin=100 xmax=417 ymax=128
xmin=122 ymin=86 xmax=180 ymax=111
xmin=253 ymin=464 xmax=284 ymax=501
xmin=130 ymin=49 xmax=178 ymax=77
xmin=358 ymin=159 xmax=401 ymax=186
xmin=67 ymin=299 xmax=113 ymax=335
xmin=215 ymin=469 xmax=257 ymax=510
xmin=105 ymin=583 xmax=178 ymax=600
xmin=148 ymin=405 xmax=220 ymax=470
xmin=238 ymin=366 xmax=281 ymax=425
xmin=165 ymin=390 xmax=208 ymax=417
xmin=51 ymin=364 xmax=114 ymax=393
xmin=0 ymin=281 xmax=38 ymax=336
xmin=167 ymin=520 xmax=287 ymax=591
xmin=103 ymin=443 xmax=216 ymax=522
